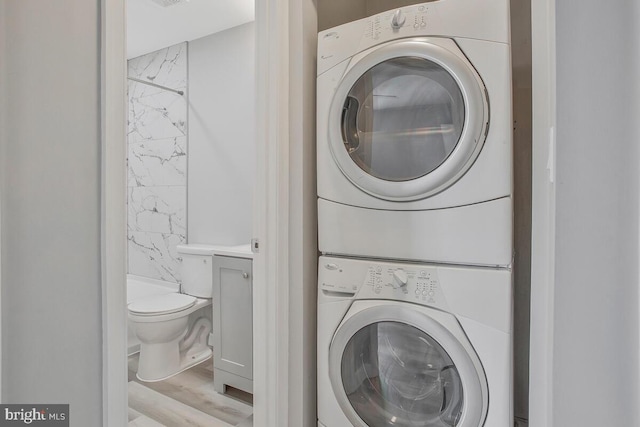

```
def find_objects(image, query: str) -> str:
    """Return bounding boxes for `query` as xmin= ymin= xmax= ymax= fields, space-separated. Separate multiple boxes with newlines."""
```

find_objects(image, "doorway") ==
xmin=102 ymin=0 xmax=318 ymax=425
xmin=125 ymin=2 xmax=255 ymax=425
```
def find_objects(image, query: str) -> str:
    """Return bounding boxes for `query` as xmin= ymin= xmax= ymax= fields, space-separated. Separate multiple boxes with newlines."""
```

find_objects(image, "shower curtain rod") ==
xmin=127 ymin=77 xmax=184 ymax=96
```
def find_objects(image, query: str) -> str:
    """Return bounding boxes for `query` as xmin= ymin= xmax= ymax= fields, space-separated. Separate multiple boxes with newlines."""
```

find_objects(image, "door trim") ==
xmin=100 ymin=0 xmax=128 ymax=425
xmin=253 ymin=0 xmax=291 ymax=424
xmin=529 ymin=0 xmax=557 ymax=424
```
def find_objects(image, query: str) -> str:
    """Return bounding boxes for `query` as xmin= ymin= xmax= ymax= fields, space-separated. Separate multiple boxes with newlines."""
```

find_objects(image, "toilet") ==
xmin=128 ymin=244 xmax=214 ymax=382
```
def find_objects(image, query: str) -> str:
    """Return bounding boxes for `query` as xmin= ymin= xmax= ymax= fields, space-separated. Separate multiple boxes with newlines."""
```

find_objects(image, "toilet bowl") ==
xmin=129 ymin=294 xmax=212 ymax=382
xmin=128 ymin=244 xmax=215 ymax=382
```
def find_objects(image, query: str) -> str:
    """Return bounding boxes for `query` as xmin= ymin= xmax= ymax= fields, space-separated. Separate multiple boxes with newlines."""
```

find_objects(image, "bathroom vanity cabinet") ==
xmin=212 ymin=255 xmax=253 ymax=395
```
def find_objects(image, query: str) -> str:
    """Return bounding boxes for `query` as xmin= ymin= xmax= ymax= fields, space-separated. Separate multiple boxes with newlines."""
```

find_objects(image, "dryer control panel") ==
xmin=319 ymin=256 xmax=449 ymax=310
xmin=363 ymin=5 xmax=431 ymax=41
xmin=317 ymin=0 xmax=510 ymax=76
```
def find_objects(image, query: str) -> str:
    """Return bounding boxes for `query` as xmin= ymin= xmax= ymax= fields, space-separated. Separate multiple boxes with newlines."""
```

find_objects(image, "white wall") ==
xmin=187 ymin=22 xmax=256 ymax=245
xmin=126 ymin=0 xmax=254 ymax=59
xmin=0 ymin=0 xmax=103 ymax=423
xmin=551 ymin=1 xmax=640 ymax=425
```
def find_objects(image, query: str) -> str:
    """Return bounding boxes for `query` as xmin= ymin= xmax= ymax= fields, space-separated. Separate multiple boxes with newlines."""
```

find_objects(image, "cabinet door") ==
xmin=213 ymin=256 xmax=253 ymax=380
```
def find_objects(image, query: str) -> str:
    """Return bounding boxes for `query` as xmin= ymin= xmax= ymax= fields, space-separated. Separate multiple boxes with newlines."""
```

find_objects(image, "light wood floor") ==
xmin=128 ymin=354 xmax=253 ymax=427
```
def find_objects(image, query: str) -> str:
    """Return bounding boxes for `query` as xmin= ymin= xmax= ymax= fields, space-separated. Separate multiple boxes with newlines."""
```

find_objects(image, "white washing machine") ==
xmin=317 ymin=0 xmax=512 ymax=267
xmin=318 ymin=256 xmax=512 ymax=427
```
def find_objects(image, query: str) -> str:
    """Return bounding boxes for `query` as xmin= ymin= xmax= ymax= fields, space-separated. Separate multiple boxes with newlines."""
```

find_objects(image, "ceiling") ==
xmin=127 ymin=0 xmax=255 ymax=59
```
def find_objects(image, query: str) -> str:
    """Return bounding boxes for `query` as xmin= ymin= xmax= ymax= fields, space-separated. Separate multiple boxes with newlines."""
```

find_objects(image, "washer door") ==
xmin=329 ymin=303 xmax=487 ymax=427
xmin=328 ymin=38 xmax=488 ymax=201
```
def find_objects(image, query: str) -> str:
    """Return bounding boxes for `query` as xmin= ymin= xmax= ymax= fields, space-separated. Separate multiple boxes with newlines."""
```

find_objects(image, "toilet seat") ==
xmin=128 ymin=293 xmax=196 ymax=316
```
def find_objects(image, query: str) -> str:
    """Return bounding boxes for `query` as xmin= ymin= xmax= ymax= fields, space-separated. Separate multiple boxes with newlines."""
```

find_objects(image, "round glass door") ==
xmin=328 ymin=39 xmax=487 ymax=201
xmin=329 ymin=304 xmax=487 ymax=427
xmin=341 ymin=57 xmax=465 ymax=182
xmin=341 ymin=321 xmax=463 ymax=426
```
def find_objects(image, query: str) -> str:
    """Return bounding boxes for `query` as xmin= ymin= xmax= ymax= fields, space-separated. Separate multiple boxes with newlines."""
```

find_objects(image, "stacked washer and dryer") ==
xmin=316 ymin=1 xmax=513 ymax=426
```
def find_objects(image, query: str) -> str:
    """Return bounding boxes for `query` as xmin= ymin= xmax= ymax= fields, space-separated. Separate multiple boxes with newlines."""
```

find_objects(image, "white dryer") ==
xmin=317 ymin=256 xmax=512 ymax=427
xmin=317 ymin=0 xmax=512 ymax=267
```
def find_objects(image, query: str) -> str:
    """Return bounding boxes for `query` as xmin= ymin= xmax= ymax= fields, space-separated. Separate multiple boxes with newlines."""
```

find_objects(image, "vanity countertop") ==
xmin=176 ymin=243 xmax=254 ymax=259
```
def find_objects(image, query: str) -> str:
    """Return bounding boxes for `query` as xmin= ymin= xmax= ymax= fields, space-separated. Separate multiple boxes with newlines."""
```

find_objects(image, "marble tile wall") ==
xmin=127 ymin=43 xmax=187 ymax=283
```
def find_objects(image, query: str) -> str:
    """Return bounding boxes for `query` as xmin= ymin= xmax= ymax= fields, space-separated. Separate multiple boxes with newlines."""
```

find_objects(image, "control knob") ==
xmin=392 ymin=269 xmax=408 ymax=288
xmin=391 ymin=10 xmax=406 ymax=29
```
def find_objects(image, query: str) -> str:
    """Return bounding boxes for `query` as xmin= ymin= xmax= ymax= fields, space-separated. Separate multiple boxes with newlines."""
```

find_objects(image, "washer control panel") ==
xmin=319 ymin=256 xmax=448 ymax=309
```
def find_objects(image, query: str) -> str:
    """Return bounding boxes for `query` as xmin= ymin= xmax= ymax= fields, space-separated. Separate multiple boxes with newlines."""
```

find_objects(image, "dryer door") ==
xmin=329 ymin=303 xmax=487 ymax=427
xmin=328 ymin=38 xmax=488 ymax=201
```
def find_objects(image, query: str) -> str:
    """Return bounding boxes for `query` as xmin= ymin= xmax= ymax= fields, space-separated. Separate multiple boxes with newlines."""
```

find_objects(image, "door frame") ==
xmin=100 ymin=0 xmax=128 ymax=425
xmin=529 ymin=0 xmax=557 ymax=425
xmin=252 ymin=0 xmax=291 ymax=421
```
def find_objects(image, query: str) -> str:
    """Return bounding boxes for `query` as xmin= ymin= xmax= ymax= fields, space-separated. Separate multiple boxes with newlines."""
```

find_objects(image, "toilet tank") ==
xmin=176 ymin=244 xmax=215 ymax=298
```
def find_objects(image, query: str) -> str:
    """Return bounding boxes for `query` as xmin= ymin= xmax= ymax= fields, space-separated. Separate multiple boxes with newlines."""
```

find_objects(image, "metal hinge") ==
xmin=251 ymin=238 xmax=260 ymax=254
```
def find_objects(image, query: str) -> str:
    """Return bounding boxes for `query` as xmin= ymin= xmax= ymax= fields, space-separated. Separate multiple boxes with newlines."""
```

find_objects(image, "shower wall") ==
xmin=127 ymin=42 xmax=187 ymax=283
